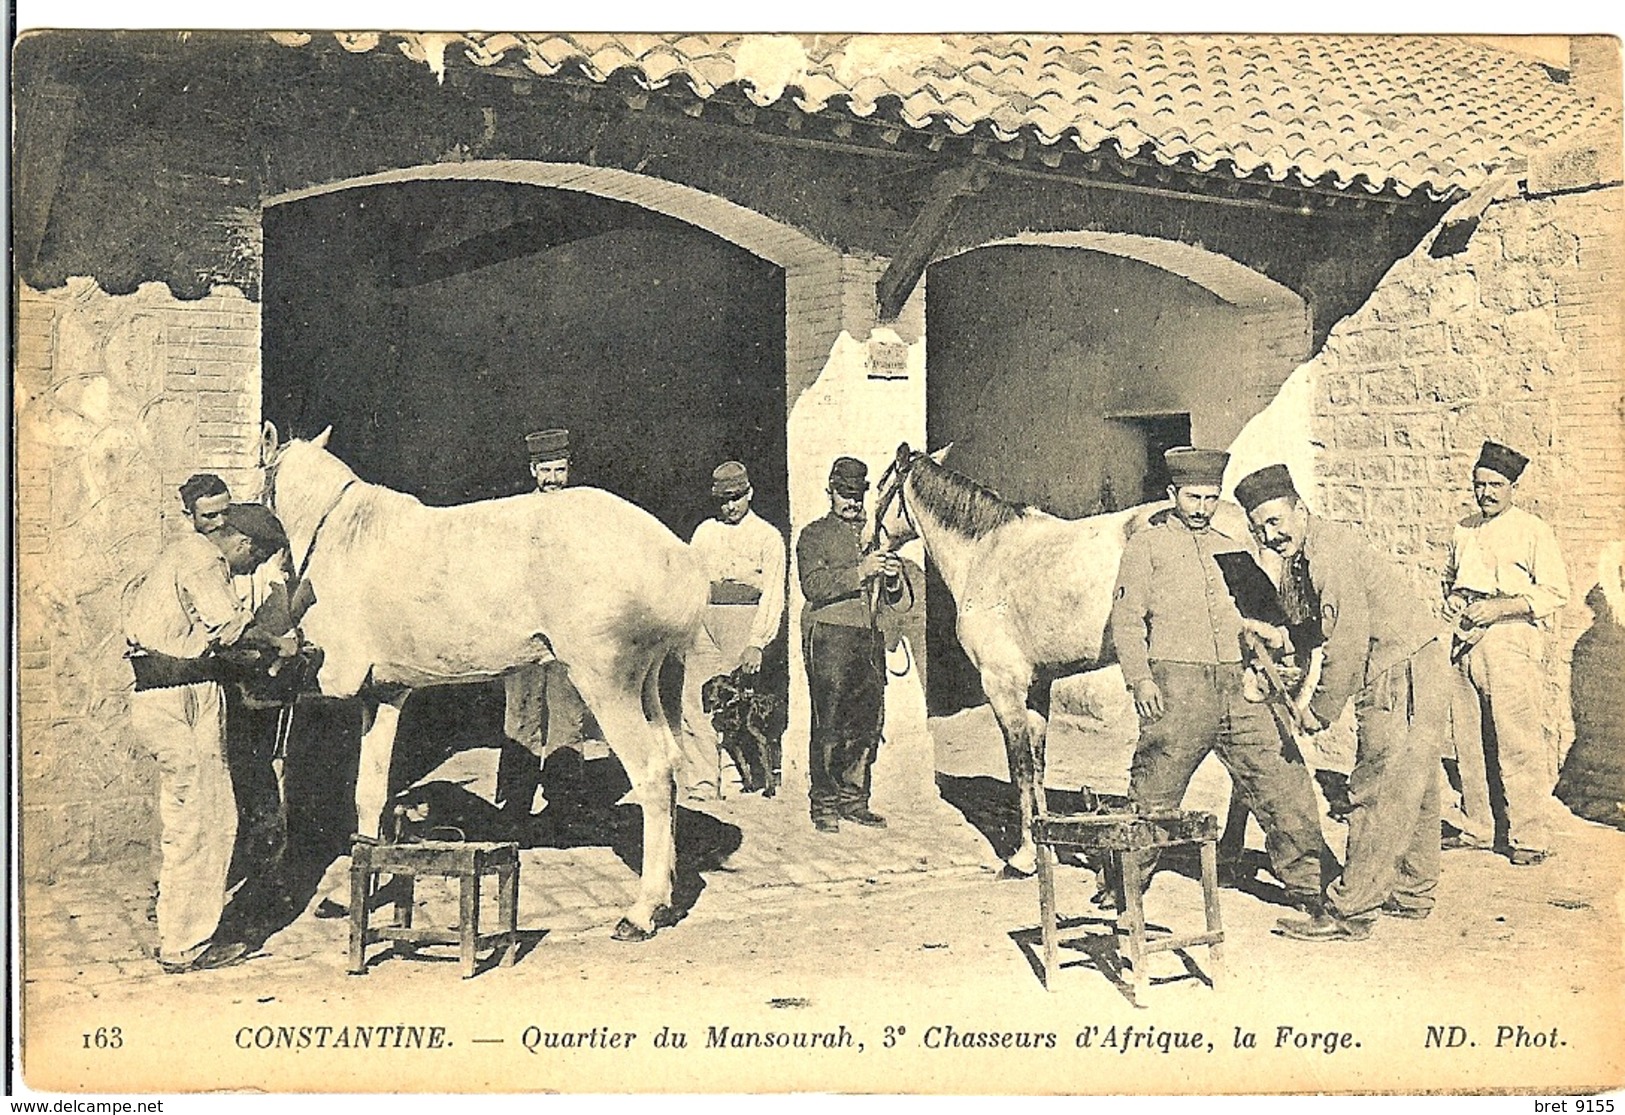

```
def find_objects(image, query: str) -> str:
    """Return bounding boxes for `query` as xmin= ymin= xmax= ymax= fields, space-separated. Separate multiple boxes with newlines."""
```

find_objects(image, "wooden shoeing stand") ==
xmin=348 ymin=839 xmax=520 ymax=978
xmin=1034 ymin=809 xmax=1224 ymax=996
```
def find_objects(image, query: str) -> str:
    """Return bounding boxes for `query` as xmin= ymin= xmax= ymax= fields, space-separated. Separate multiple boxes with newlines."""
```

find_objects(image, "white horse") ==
xmin=872 ymin=444 xmax=1150 ymax=878
xmin=262 ymin=424 xmax=707 ymax=940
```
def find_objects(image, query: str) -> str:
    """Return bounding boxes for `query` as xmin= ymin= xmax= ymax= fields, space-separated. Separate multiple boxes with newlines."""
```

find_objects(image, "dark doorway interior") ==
xmin=263 ymin=179 xmax=787 ymax=535
xmin=261 ymin=178 xmax=788 ymax=835
xmin=1108 ymin=412 xmax=1193 ymax=505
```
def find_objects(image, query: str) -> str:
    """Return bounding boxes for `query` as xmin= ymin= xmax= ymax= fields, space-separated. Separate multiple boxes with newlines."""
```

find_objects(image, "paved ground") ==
xmin=19 ymin=706 xmax=1625 ymax=1095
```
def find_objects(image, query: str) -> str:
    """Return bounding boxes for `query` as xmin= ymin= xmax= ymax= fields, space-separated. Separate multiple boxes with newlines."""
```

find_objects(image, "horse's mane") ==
xmin=273 ymin=440 xmax=397 ymax=553
xmin=906 ymin=455 xmax=1029 ymax=540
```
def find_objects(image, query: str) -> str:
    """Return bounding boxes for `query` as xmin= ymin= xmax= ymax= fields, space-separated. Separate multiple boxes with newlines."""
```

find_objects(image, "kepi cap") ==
xmin=1475 ymin=440 xmax=1529 ymax=482
xmin=525 ymin=428 xmax=570 ymax=462
xmin=1234 ymin=464 xmax=1300 ymax=514
xmin=828 ymin=456 xmax=870 ymax=496
xmin=712 ymin=461 xmax=751 ymax=499
xmin=1164 ymin=447 xmax=1229 ymax=487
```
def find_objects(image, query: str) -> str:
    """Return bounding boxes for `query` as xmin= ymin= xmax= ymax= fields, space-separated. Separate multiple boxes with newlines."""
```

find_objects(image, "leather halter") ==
xmin=867 ymin=444 xmax=922 ymax=555
xmin=263 ymin=451 xmax=358 ymax=587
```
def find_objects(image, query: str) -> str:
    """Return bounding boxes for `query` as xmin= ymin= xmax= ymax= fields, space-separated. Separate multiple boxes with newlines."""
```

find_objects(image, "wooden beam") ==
xmin=876 ymin=161 xmax=992 ymax=322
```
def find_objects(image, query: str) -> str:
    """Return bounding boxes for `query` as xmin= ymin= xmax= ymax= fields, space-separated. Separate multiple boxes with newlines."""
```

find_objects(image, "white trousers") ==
xmin=130 ymin=682 xmax=236 ymax=964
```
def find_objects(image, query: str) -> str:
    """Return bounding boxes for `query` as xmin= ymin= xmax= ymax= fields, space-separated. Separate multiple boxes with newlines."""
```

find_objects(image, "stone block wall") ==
xmin=1302 ymin=178 xmax=1624 ymax=765
xmin=15 ymin=279 xmax=263 ymax=877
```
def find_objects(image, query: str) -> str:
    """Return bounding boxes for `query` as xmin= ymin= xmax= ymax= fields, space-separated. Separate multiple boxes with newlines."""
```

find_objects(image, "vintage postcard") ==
xmin=9 ymin=28 xmax=1625 ymax=1098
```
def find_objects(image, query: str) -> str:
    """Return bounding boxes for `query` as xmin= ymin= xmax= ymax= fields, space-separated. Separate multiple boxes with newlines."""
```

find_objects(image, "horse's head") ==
xmin=258 ymin=421 xmax=358 ymax=552
xmin=868 ymin=441 xmax=951 ymax=552
xmin=259 ymin=421 xmax=334 ymax=515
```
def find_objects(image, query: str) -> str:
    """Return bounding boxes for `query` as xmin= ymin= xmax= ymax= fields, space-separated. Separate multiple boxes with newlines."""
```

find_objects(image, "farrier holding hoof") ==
xmin=498 ymin=427 xmax=595 ymax=818
xmin=123 ymin=498 xmax=300 ymax=973
xmin=1442 ymin=440 xmax=1570 ymax=865
xmin=1110 ymin=447 xmax=1335 ymax=912
xmin=797 ymin=456 xmax=908 ymax=833
xmin=1237 ymin=464 xmax=1448 ymax=942
xmin=678 ymin=460 xmax=787 ymax=800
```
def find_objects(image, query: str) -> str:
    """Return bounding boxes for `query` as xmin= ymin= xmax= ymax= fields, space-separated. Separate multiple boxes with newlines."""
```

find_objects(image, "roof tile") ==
xmin=292 ymin=32 xmax=1619 ymax=197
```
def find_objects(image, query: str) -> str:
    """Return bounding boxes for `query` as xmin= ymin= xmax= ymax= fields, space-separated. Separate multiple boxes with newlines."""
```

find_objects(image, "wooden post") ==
xmin=875 ymin=162 xmax=991 ymax=322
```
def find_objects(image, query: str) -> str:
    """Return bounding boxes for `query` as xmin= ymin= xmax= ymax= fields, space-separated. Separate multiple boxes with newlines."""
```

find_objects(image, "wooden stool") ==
xmin=347 ymin=839 xmax=520 ymax=978
xmin=1033 ymin=809 xmax=1224 ymax=995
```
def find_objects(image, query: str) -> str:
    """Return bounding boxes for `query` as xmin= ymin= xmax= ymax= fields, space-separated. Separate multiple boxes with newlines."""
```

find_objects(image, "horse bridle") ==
xmin=261 ymin=448 xmax=358 ymax=587
xmin=866 ymin=443 xmax=923 ymax=556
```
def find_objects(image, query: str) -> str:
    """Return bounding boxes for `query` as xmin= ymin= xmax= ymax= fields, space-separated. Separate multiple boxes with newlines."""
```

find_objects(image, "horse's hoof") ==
xmin=314 ymin=899 xmax=349 ymax=919
xmin=998 ymin=863 xmax=1035 ymax=881
xmin=612 ymin=918 xmax=656 ymax=942
xmin=652 ymin=905 xmax=682 ymax=929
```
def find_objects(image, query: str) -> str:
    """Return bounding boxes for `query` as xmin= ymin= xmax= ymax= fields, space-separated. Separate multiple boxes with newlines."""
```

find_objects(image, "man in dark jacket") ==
xmin=797 ymin=456 xmax=905 ymax=832
xmin=1237 ymin=464 xmax=1447 ymax=941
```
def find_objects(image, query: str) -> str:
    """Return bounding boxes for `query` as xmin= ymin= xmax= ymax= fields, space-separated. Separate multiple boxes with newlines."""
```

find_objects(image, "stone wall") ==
xmin=15 ymin=279 xmax=263 ymax=876
xmin=1299 ymin=176 xmax=1624 ymax=765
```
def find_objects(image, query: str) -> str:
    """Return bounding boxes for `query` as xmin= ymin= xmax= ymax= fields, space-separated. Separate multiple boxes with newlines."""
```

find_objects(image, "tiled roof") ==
xmin=271 ymin=32 xmax=1621 ymax=199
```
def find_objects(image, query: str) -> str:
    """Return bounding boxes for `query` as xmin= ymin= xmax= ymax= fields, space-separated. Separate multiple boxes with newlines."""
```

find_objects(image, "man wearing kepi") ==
xmin=1237 ymin=463 xmax=1447 ymax=940
xmin=123 ymin=501 xmax=297 ymax=972
xmin=797 ymin=456 xmax=905 ymax=833
xmin=1111 ymin=448 xmax=1331 ymax=911
xmin=499 ymin=427 xmax=592 ymax=816
xmin=678 ymin=460 xmax=787 ymax=798
xmin=1443 ymin=440 xmax=1570 ymax=865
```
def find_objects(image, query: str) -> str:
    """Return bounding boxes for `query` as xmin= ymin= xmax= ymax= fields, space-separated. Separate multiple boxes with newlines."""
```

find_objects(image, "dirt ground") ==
xmin=19 ymin=702 xmax=1625 ymax=1096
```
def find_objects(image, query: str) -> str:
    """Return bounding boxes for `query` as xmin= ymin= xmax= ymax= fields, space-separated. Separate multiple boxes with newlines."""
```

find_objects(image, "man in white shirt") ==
xmin=678 ymin=460 xmax=787 ymax=799
xmin=1443 ymin=440 xmax=1571 ymax=865
xmin=124 ymin=508 xmax=294 ymax=972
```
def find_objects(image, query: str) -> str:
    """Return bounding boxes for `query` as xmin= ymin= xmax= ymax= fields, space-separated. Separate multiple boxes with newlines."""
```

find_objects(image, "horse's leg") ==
xmin=983 ymin=667 xmax=1043 ymax=877
xmin=355 ymin=689 xmax=409 ymax=839
xmin=575 ymin=664 xmax=675 ymax=940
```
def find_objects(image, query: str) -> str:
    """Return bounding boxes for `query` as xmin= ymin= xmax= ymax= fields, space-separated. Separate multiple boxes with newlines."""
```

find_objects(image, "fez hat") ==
xmin=1475 ymin=440 xmax=1529 ymax=482
xmin=829 ymin=456 xmax=870 ymax=496
xmin=712 ymin=461 xmax=751 ymax=499
xmin=224 ymin=502 xmax=290 ymax=553
xmin=1164 ymin=447 xmax=1230 ymax=487
xmin=525 ymin=428 xmax=570 ymax=462
xmin=1234 ymin=464 xmax=1300 ymax=514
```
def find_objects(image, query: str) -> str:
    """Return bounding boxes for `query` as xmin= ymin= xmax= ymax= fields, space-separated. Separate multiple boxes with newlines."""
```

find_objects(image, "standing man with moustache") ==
xmin=1111 ymin=447 xmax=1332 ymax=911
xmin=678 ymin=460 xmax=787 ymax=798
xmin=1442 ymin=440 xmax=1570 ymax=865
xmin=499 ymin=428 xmax=595 ymax=817
xmin=797 ymin=457 xmax=907 ymax=833
xmin=1237 ymin=464 xmax=1447 ymax=940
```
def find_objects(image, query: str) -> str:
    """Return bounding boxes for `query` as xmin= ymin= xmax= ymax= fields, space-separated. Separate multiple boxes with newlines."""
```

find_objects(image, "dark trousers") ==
xmin=806 ymin=622 xmax=885 ymax=819
xmin=1129 ymin=661 xmax=1334 ymax=901
xmin=1327 ymin=641 xmax=1445 ymax=920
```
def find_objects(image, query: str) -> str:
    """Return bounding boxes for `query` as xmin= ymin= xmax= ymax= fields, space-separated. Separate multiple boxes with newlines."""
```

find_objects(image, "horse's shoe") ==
xmin=611 ymin=918 xmax=656 ymax=943
xmin=998 ymin=863 xmax=1035 ymax=881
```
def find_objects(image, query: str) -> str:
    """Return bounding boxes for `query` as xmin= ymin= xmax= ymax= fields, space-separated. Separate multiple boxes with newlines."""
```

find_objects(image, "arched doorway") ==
xmin=923 ymin=234 xmax=1310 ymax=713
xmin=259 ymin=162 xmax=838 ymax=836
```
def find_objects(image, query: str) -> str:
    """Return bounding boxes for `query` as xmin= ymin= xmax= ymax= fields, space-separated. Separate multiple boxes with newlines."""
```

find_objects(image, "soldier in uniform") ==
xmin=678 ymin=461 xmax=787 ymax=798
xmin=1238 ymin=464 xmax=1447 ymax=941
xmin=498 ymin=428 xmax=593 ymax=817
xmin=1110 ymin=447 xmax=1333 ymax=910
xmin=1442 ymin=440 xmax=1570 ymax=864
xmin=797 ymin=456 xmax=906 ymax=832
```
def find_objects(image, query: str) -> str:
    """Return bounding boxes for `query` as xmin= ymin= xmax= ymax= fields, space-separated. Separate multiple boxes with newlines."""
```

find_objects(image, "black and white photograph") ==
xmin=9 ymin=25 xmax=1625 ymax=1097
